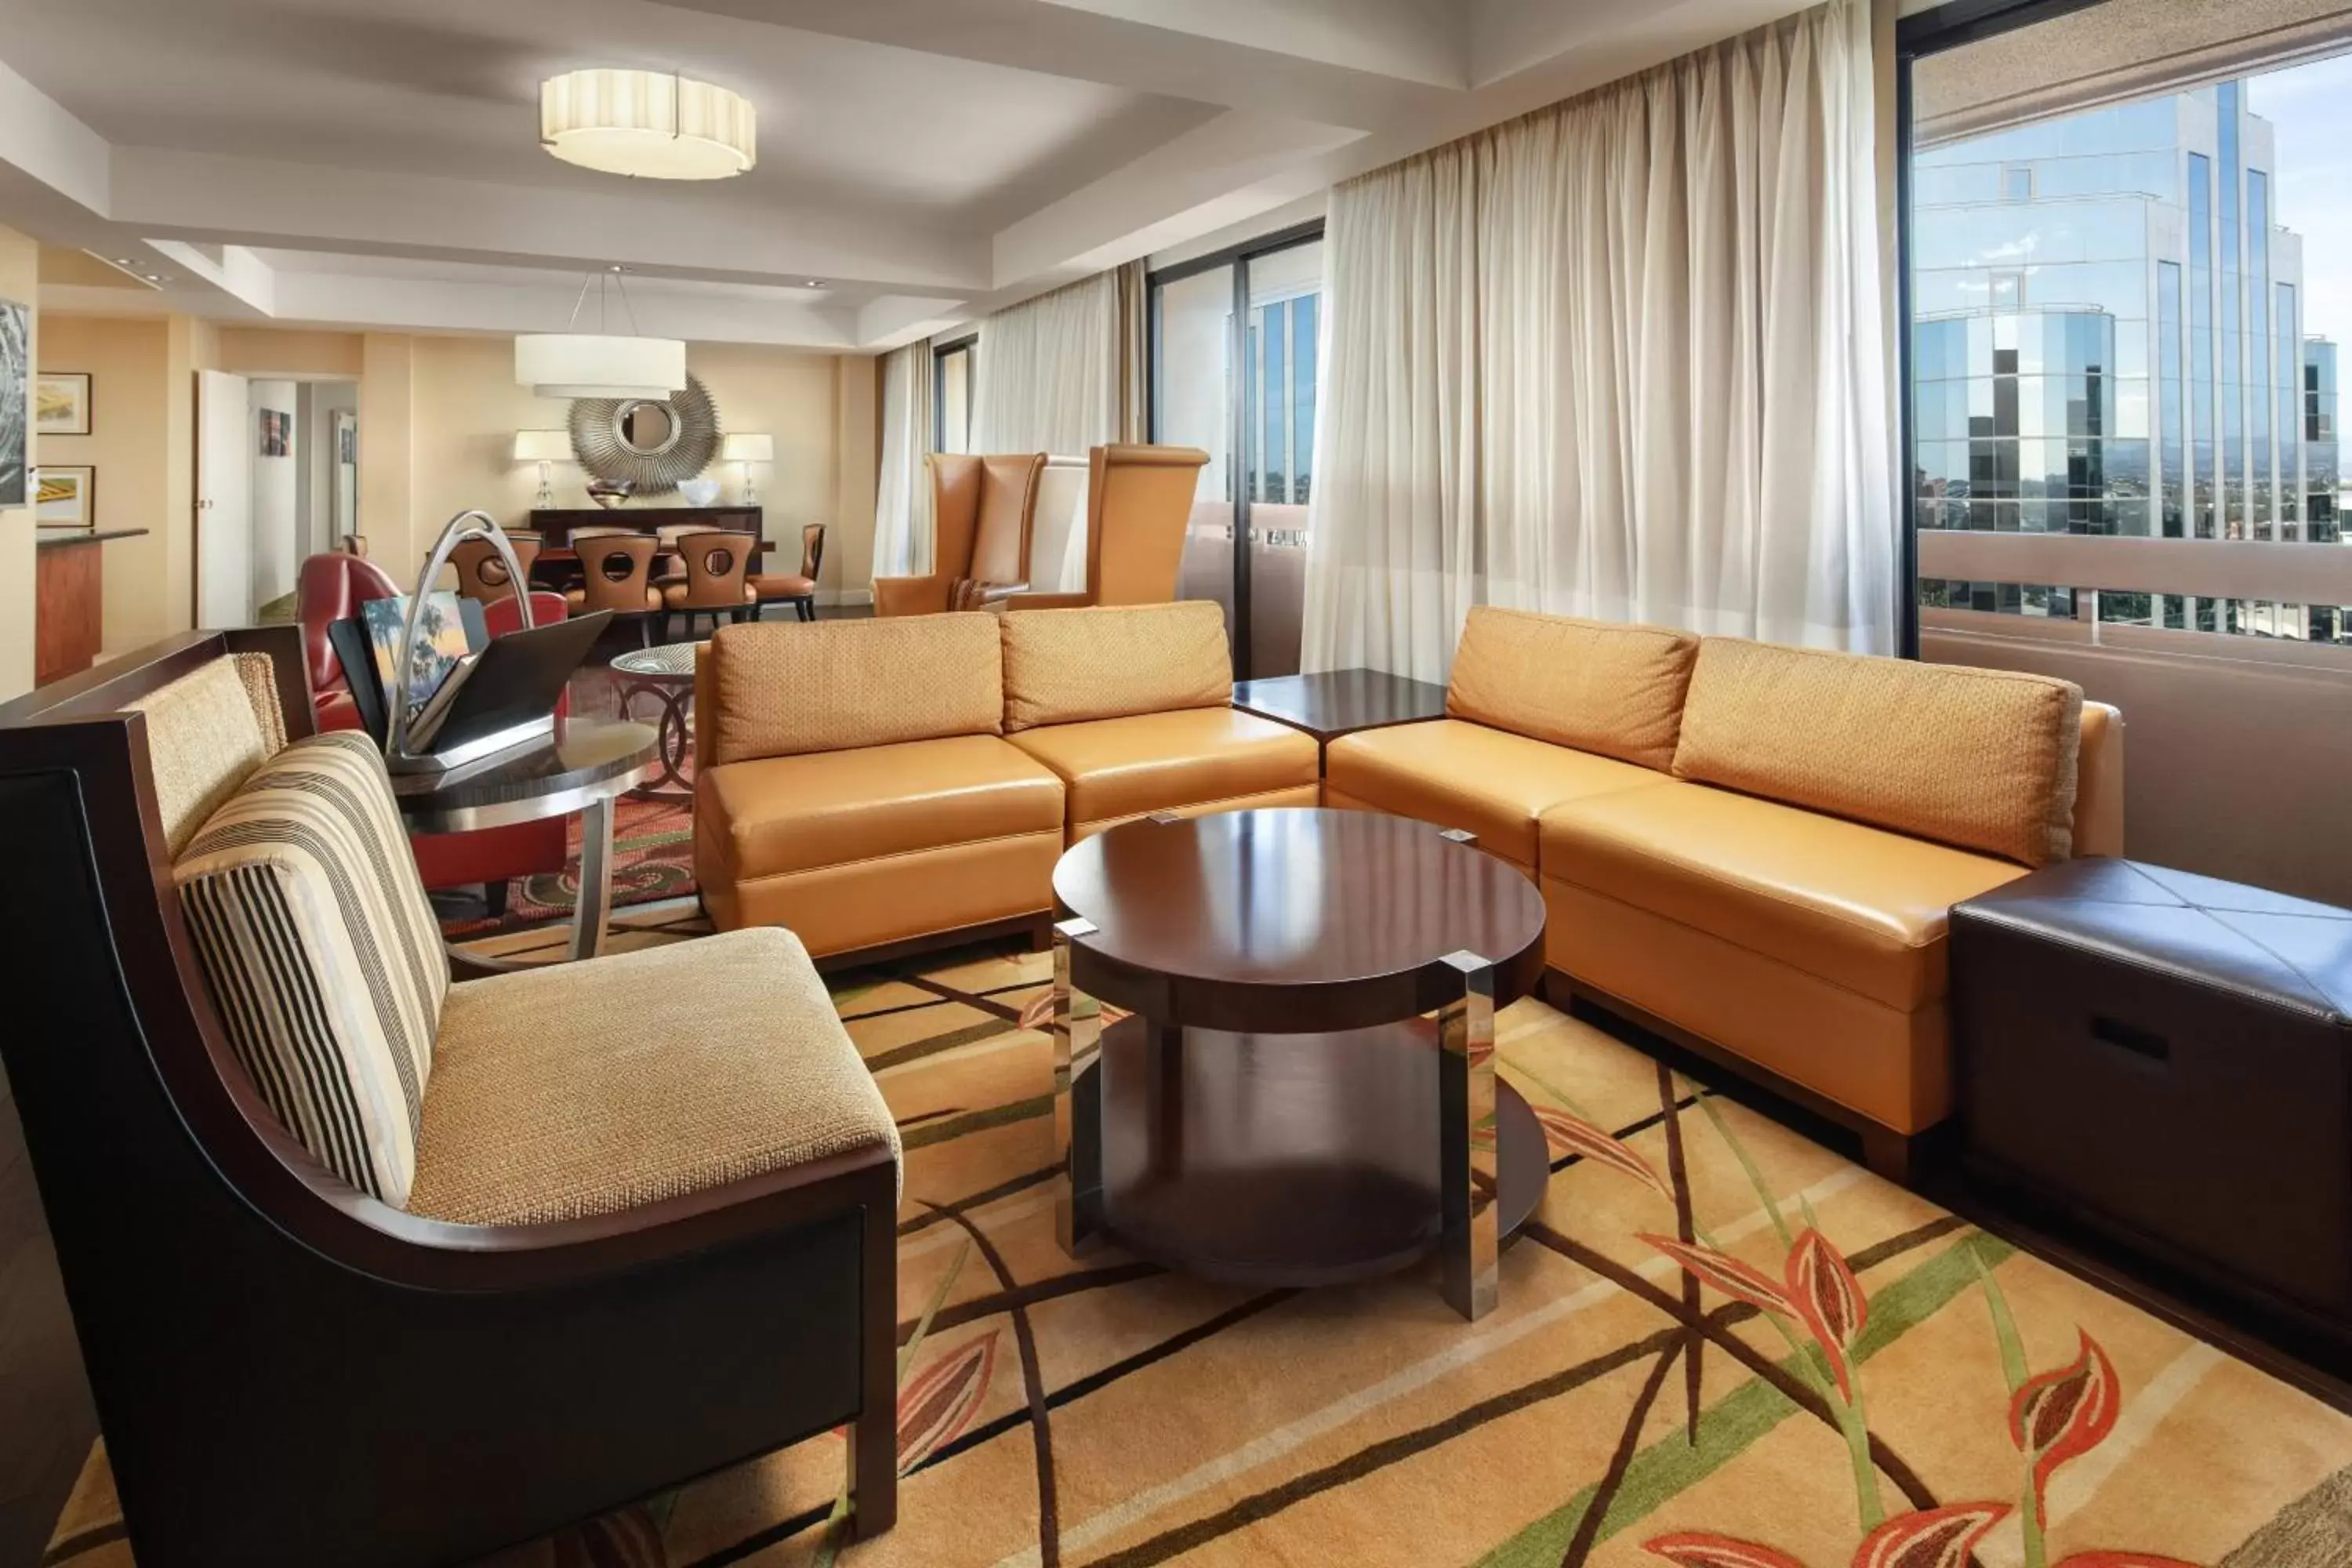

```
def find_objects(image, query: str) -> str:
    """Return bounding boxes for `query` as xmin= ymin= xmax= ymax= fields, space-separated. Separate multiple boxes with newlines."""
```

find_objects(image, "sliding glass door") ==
xmin=1149 ymin=225 xmax=1323 ymax=677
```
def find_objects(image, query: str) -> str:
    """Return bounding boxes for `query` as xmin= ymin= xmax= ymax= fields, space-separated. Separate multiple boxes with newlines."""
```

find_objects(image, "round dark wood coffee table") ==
xmin=1050 ymin=807 xmax=1549 ymax=1320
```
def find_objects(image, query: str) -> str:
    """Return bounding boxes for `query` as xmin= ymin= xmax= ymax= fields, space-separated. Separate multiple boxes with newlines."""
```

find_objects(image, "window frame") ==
xmin=931 ymin=332 xmax=978 ymax=456
xmin=1143 ymin=217 xmax=1327 ymax=675
xmin=1896 ymin=0 xmax=2113 ymax=657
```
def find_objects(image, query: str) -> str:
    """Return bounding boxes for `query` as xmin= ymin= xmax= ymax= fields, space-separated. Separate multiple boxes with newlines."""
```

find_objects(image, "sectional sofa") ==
xmin=695 ymin=599 xmax=2118 ymax=1180
xmin=1325 ymin=607 xmax=2122 ymax=1178
xmin=693 ymin=600 xmax=1317 ymax=962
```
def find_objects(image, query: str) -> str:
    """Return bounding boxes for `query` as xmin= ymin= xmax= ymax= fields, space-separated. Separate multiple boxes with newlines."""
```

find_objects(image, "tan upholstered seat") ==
xmin=1540 ymin=781 xmax=2026 ymax=1013
xmin=700 ymin=735 xmax=1065 ymax=883
xmin=1325 ymin=718 xmax=1672 ymax=869
xmin=408 ymin=927 xmax=898 ymax=1226
xmin=1007 ymin=707 xmax=1319 ymax=838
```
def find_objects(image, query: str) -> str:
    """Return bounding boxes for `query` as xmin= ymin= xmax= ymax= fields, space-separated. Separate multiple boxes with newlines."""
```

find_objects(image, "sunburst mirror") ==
xmin=568 ymin=374 xmax=721 ymax=495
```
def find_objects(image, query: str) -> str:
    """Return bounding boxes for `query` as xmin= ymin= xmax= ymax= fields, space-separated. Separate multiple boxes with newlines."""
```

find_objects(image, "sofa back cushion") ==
xmin=174 ymin=730 xmax=448 ymax=1207
xmin=707 ymin=614 xmax=1004 ymax=764
xmin=1446 ymin=607 xmax=1698 ymax=771
xmin=1000 ymin=601 xmax=1232 ymax=731
xmin=1672 ymin=637 xmax=2083 ymax=866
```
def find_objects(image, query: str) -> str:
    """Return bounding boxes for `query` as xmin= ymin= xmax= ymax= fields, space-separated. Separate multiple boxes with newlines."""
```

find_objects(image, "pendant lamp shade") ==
xmin=514 ymin=332 xmax=687 ymax=399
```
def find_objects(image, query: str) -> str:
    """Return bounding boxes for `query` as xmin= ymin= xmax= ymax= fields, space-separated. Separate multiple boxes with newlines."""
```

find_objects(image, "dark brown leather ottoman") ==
xmin=1951 ymin=858 xmax=2352 ymax=1346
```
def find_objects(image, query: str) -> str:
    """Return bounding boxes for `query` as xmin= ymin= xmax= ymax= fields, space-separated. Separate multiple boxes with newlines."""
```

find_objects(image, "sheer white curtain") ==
xmin=969 ymin=269 xmax=1123 ymax=590
xmin=1301 ymin=0 xmax=1895 ymax=681
xmin=871 ymin=340 xmax=934 ymax=579
xmin=971 ymin=270 xmax=1120 ymax=456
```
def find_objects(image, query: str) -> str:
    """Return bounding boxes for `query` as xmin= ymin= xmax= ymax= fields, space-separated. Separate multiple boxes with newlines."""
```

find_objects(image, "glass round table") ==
xmin=608 ymin=641 xmax=702 ymax=799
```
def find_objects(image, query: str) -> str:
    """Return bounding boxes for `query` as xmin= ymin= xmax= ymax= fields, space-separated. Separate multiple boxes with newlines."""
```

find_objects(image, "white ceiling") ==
xmin=0 ymin=0 xmax=1820 ymax=350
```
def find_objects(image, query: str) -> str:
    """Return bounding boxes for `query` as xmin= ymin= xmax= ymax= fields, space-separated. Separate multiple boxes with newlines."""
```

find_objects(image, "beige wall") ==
xmin=0 ymin=226 xmax=36 ymax=700
xmin=9 ymin=317 xmax=879 ymax=685
xmin=390 ymin=333 xmax=875 ymax=598
xmin=38 ymin=315 xmax=178 ymax=647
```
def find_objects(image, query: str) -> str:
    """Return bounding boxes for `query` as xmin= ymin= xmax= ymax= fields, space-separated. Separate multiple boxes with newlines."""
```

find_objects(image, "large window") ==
xmin=934 ymin=336 xmax=975 ymax=455
xmin=1147 ymin=224 xmax=1324 ymax=678
xmin=1903 ymin=3 xmax=2352 ymax=905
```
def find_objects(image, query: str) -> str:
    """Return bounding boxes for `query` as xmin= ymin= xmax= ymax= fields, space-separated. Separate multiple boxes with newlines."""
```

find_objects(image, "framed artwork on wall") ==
xmin=0 ymin=299 xmax=27 ymax=507
xmin=37 ymin=372 xmax=91 ymax=436
xmin=35 ymin=465 xmax=94 ymax=528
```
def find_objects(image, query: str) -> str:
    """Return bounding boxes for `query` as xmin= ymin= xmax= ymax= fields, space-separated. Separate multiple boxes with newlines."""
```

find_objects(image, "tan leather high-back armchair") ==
xmin=1004 ymin=445 xmax=1210 ymax=611
xmin=873 ymin=452 xmax=1046 ymax=616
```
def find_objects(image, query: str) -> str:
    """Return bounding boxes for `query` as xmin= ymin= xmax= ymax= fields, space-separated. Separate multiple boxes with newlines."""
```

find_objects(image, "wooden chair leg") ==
xmin=847 ymin=1171 xmax=898 ymax=1539
xmin=1858 ymin=1125 xmax=1915 ymax=1186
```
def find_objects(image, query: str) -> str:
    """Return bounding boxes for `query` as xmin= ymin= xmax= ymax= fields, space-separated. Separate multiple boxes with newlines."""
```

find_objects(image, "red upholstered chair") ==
xmin=296 ymin=550 xmax=399 ymax=732
xmin=295 ymin=554 xmax=572 ymax=916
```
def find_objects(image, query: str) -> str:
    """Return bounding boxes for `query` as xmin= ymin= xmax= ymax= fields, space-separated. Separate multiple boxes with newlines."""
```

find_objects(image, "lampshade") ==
xmin=514 ymin=332 xmax=687 ymax=399
xmin=721 ymin=432 xmax=774 ymax=463
xmin=513 ymin=429 xmax=572 ymax=463
xmin=541 ymin=69 xmax=756 ymax=181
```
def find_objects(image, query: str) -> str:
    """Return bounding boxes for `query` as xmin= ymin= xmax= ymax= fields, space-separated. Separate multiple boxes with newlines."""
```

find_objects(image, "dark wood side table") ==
xmin=1050 ymin=807 xmax=1549 ymax=1320
xmin=1232 ymin=668 xmax=1449 ymax=767
xmin=390 ymin=720 xmax=655 ymax=964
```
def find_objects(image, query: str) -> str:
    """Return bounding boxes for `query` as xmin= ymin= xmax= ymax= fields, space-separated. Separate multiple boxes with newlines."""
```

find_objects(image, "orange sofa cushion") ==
xmin=1446 ymin=607 xmax=1698 ymax=771
xmin=1324 ymin=718 xmax=1673 ymax=869
xmin=1540 ymin=779 xmax=2027 ymax=1011
xmin=1000 ymin=601 xmax=1231 ymax=731
xmin=699 ymin=734 xmax=1064 ymax=882
xmin=1007 ymin=707 xmax=1318 ymax=829
xmin=706 ymin=614 xmax=1004 ymax=765
xmin=1671 ymin=637 xmax=2082 ymax=867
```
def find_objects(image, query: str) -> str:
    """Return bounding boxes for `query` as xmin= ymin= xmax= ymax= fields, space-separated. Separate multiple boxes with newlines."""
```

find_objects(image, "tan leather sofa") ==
xmin=1326 ymin=607 xmax=2124 ymax=1177
xmin=695 ymin=601 xmax=1317 ymax=961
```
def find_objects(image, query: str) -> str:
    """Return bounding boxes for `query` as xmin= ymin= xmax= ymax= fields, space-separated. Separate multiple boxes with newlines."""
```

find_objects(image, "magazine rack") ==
xmin=386 ymin=510 xmax=543 ymax=773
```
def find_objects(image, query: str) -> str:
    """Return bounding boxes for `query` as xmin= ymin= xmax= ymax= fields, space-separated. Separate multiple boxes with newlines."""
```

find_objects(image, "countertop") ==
xmin=36 ymin=528 xmax=150 ymax=548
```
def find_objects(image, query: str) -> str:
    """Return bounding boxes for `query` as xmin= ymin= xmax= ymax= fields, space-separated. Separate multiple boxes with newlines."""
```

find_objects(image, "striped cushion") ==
xmin=174 ymin=731 xmax=448 ymax=1205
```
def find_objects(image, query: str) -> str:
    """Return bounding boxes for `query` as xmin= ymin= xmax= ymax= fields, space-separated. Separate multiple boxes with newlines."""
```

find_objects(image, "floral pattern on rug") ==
xmin=46 ymin=945 xmax=2352 ymax=1567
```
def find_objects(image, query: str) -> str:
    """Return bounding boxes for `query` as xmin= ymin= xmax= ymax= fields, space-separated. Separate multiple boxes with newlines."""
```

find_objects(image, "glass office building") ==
xmin=1914 ymin=82 xmax=2310 ymax=541
xmin=2308 ymin=336 xmax=2340 ymax=542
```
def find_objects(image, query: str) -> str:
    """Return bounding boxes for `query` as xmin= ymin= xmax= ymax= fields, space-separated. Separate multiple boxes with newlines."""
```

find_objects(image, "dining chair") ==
xmin=450 ymin=533 xmax=543 ymax=604
xmin=563 ymin=528 xmax=663 ymax=647
xmin=658 ymin=528 xmax=760 ymax=641
xmin=750 ymin=522 xmax=826 ymax=622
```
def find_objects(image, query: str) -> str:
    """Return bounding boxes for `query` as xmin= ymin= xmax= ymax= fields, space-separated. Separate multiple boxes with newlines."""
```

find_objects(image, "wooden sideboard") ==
xmin=527 ymin=506 xmax=764 ymax=556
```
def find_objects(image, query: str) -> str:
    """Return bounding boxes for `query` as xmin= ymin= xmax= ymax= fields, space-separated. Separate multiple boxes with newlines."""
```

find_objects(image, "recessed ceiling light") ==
xmin=804 ymin=279 xmax=824 ymax=289
xmin=144 ymin=274 xmax=165 ymax=282
xmin=113 ymin=256 xmax=135 ymax=265
xmin=540 ymin=69 xmax=756 ymax=181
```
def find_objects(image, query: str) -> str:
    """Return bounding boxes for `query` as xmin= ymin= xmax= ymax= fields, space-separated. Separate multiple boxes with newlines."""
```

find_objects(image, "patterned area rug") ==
xmin=45 ymin=942 xmax=2352 ymax=1566
xmin=436 ymin=790 xmax=698 ymax=939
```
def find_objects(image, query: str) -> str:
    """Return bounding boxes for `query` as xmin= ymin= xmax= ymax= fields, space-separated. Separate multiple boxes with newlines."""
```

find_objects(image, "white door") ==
xmin=194 ymin=368 xmax=253 ymax=627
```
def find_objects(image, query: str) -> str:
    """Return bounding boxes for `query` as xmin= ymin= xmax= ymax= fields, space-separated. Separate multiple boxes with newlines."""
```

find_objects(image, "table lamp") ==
xmin=513 ymin=429 xmax=572 ymax=510
xmin=721 ymin=432 xmax=773 ymax=504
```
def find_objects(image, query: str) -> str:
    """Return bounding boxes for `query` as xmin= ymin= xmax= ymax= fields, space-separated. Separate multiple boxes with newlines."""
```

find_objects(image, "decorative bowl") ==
xmin=677 ymin=477 xmax=721 ymax=506
xmin=586 ymin=478 xmax=634 ymax=510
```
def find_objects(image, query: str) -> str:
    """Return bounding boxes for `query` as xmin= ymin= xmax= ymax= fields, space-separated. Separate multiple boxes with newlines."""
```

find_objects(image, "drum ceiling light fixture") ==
xmin=540 ymin=68 xmax=756 ymax=181
xmin=514 ymin=265 xmax=688 ymax=399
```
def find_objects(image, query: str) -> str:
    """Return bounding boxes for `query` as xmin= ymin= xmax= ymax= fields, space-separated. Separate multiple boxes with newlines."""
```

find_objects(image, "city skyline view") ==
xmin=1911 ymin=50 xmax=2352 ymax=641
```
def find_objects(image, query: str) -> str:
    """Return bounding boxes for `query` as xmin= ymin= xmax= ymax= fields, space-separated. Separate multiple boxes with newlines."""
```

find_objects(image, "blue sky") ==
xmin=2252 ymin=52 xmax=2352 ymax=343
